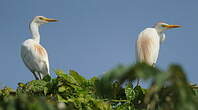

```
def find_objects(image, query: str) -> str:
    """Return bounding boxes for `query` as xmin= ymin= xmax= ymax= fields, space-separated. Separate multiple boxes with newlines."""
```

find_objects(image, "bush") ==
xmin=0 ymin=63 xmax=198 ymax=110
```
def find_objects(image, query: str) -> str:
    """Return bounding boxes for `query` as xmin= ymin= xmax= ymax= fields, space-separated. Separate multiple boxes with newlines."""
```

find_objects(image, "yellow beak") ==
xmin=43 ymin=18 xmax=58 ymax=22
xmin=163 ymin=24 xmax=182 ymax=28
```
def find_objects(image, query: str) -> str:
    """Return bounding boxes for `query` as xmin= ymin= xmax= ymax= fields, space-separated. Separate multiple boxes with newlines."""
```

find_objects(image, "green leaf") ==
xmin=58 ymin=86 xmax=66 ymax=93
xmin=55 ymin=69 xmax=66 ymax=77
xmin=125 ymin=84 xmax=135 ymax=101
xmin=69 ymin=70 xmax=86 ymax=85
xmin=57 ymin=94 xmax=67 ymax=103
xmin=55 ymin=70 xmax=78 ymax=86
xmin=43 ymin=75 xmax=51 ymax=82
xmin=44 ymin=87 xmax=48 ymax=95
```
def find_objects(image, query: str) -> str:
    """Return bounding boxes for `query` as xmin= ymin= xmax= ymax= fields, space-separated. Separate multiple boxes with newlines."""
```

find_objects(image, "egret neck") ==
xmin=30 ymin=22 xmax=40 ymax=43
xmin=154 ymin=27 xmax=166 ymax=43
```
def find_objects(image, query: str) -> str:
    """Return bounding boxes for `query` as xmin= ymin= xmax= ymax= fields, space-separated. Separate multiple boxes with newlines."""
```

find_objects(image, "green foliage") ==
xmin=0 ymin=63 xmax=198 ymax=110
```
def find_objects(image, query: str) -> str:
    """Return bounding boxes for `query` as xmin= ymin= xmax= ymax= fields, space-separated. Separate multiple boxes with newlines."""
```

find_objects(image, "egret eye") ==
xmin=39 ymin=17 xmax=44 ymax=20
xmin=161 ymin=24 xmax=167 ymax=27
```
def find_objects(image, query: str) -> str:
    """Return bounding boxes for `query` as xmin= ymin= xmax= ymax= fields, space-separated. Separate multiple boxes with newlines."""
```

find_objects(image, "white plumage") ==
xmin=136 ymin=22 xmax=181 ymax=85
xmin=136 ymin=28 xmax=160 ymax=65
xmin=136 ymin=22 xmax=181 ymax=66
xmin=21 ymin=16 xmax=58 ymax=80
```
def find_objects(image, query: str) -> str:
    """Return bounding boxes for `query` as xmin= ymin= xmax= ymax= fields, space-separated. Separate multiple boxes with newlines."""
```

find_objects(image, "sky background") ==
xmin=0 ymin=0 xmax=197 ymax=88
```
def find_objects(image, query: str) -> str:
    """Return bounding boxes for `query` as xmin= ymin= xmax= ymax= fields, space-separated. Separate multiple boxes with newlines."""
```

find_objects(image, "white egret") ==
xmin=136 ymin=22 xmax=181 ymax=84
xmin=21 ymin=16 xmax=58 ymax=80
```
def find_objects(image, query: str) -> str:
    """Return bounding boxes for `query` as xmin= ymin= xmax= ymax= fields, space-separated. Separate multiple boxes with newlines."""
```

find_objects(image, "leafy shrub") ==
xmin=0 ymin=63 xmax=198 ymax=110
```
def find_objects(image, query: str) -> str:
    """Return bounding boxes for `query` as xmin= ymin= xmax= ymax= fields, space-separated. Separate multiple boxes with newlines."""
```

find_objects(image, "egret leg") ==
xmin=136 ymin=78 xmax=140 ymax=86
xmin=152 ymin=63 xmax=156 ymax=67
xmin=38 ymin=72 xmax=42 ymax=80
xmin=32 ymin=71 xmax=39 ymax=80
xmin=40 ymin=73 xmax=45 ymax=79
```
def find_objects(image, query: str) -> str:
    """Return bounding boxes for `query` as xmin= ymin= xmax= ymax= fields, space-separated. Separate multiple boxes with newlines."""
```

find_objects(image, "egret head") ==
xmin=32 ymin=16 xmax=58 ymax=26
xmin=154 ymin=22 xmax=181 ymax=33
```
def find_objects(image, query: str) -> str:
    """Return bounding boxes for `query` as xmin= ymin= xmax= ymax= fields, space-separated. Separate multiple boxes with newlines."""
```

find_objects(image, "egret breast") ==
xmin=34 ymin=44 xmax=46 ymax=56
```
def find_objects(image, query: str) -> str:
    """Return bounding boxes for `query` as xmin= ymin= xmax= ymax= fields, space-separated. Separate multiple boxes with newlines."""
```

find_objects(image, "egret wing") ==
xmin=21 ymin=42 xmax=50 ymax=78
xmin=136 ymin=28 xmax=160 ymax=65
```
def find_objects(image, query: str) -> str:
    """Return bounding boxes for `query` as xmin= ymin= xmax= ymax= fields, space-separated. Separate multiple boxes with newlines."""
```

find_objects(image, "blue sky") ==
xmin=0 ymin=0 xmax=197 ymax=88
